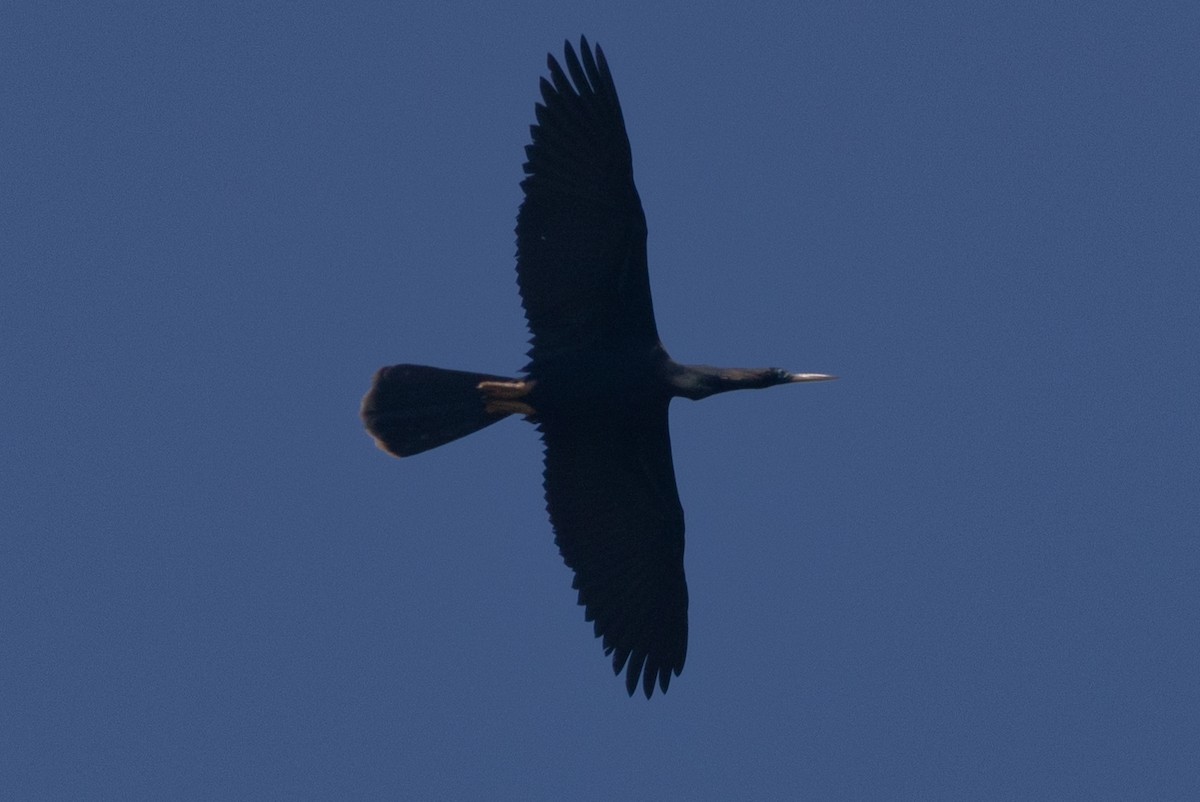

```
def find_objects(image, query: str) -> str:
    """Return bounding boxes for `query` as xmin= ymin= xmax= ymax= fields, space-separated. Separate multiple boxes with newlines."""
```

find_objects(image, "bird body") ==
xmin=362 ymin=38 xmax=833 ymax=697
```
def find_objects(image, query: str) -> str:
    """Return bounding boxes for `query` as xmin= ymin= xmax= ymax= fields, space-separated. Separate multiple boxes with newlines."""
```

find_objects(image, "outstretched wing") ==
xmin=516 ymin=37 xmax=661 ymax=366
xmin=538 ymin=402 xmax=688 ymax=698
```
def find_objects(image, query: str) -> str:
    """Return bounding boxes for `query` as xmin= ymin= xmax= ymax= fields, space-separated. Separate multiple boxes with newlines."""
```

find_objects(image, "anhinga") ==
xmin=362 ymin=37 xmax=834 ymax=698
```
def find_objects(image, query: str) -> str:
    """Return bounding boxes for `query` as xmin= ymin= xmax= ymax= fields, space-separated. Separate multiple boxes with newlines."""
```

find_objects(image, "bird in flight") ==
xmin=362 ymin=37 xmax=834 ymax=698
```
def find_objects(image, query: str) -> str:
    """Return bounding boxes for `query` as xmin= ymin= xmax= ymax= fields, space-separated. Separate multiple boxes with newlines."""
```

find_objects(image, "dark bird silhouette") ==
xmin=361 ymin=38 xmax=834 ymax=698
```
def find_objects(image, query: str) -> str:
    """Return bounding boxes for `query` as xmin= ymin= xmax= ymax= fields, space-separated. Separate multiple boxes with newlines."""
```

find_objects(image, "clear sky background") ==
xmin=4 ymin=3 xmax=1197 ymax=799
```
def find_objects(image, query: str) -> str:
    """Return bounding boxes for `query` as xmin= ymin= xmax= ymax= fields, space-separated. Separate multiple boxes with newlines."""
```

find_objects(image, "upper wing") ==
xmin=538 ymin=401 xmax=688 ymax=698
xmin=515 ymin=38 xmax=661 ymax=366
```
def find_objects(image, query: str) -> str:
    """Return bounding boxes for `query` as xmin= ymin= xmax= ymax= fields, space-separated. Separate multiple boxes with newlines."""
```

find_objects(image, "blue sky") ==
xmin=4 ymin=3 xmax=1197 ymax=798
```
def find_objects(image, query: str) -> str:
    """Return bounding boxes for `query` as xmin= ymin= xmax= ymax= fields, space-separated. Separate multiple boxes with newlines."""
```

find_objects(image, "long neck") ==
xmin=664 ymin=362 xmax=781 ymax=401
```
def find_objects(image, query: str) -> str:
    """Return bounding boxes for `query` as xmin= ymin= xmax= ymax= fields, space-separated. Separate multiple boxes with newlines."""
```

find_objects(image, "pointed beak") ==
xmin=787 ymin=373 xmax=838 ymax=383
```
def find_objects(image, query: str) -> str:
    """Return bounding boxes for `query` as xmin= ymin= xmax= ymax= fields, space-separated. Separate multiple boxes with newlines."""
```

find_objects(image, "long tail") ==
xmin=361 ymin=364 xmax=517 ymax=457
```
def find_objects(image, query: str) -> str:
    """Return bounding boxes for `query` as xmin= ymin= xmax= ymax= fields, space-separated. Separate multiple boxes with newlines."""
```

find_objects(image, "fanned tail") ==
xmin=361 ymin=364 xmax=516 ymax=457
